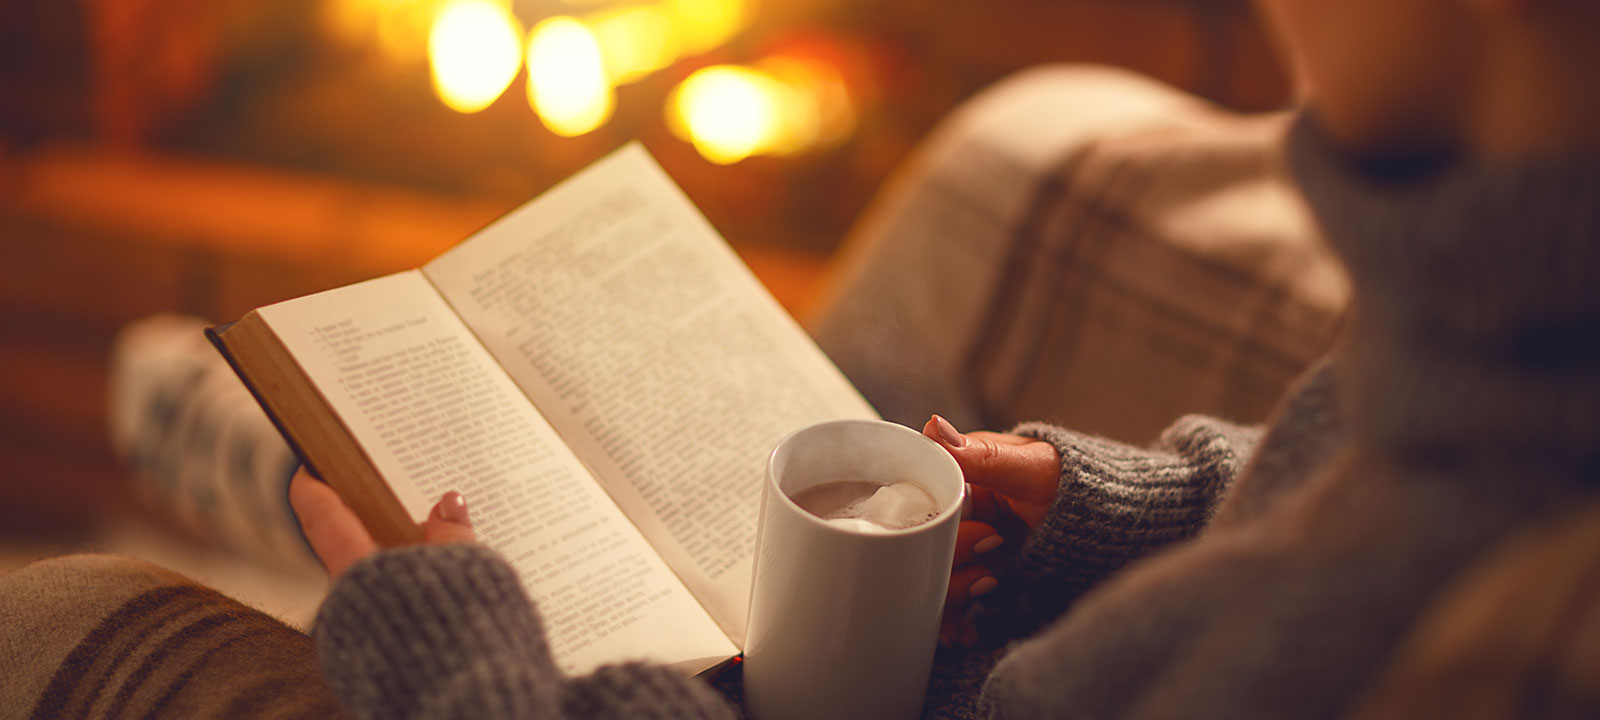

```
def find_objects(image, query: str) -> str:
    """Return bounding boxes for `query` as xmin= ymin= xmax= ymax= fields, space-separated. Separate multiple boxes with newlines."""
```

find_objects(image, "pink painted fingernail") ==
xmin=934 ymin=415 xmax=967 ymax=448
xmin=973 ymin=535 xmax=1004 ymax=554
xmin=439 ymin=491 xmax=470 ymax=524
xmin=969 ymin=576 xmax=998 ymax=598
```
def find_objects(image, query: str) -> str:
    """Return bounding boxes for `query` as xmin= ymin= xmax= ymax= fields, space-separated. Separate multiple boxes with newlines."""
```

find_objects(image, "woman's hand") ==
xmin=288 ymin=468 xmax=476 ymax=579
xmin=923 ymin=415 xmax=1061 ymax=648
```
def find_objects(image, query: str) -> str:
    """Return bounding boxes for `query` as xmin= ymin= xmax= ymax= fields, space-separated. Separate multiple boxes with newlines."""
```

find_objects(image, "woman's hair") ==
xmin=1346 ymin=495 xmax=1600 ymax=720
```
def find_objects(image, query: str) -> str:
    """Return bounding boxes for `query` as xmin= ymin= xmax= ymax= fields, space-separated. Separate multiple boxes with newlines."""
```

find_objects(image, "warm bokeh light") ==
xmin=586 ymin=6 xmax=680 ymax=85
xmin=427 ymin=0 xmax=523 ymax=113
xmin=665 ymin=0 xmax=750 ymax=56
xmin=338 ymin=0 xmax=826 ymax=153
xmin=667 ymin=65 xmax=782 ymax=164
xmin=758 ymin=55 xmax=857 ymax=152
xmin=323 ymin=0 xmax=442 ymax=65
xmin=526 ymin=17 xmax=615 ymax=137
xmin=667 ymin=57 xmax=856 ymax=164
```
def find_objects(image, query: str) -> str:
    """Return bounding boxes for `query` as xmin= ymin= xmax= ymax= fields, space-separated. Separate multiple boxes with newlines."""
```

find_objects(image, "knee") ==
xmin=0 ymin=554 xmax=203 ymax=707
xmin=0 ymin=553 xmax=194 ymax=618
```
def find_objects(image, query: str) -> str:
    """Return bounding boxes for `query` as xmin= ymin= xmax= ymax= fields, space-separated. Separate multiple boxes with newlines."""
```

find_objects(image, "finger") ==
xmin=289 ymin=469 xmax=378 ymax=579
xmin=422 ymin=491 xmax=476 ymax=545
xmin=946 ymin=563 xmax=998 ymax=608
xmin=924 ymin=414 xmax=962 ymax=447
xmin=938 ymin=613 xmax=978 ymax=650
xmin=966 ymin=484 xmax=1001 ymax=522
xmin=927 ymin=416 xmax=1059 ymax=506
xmin=923 ymin=417 xmax=1031 ymax=448
xmin=952 ymin=520 xmax=1003 ymax=566
xmin=966 ymin=431 xmax=1035 ymax=446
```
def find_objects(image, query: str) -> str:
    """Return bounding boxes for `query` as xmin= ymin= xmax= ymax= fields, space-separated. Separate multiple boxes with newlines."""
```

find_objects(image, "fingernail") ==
xmin=439 ymin=491 xmax=470 ymax=524
xmin=933 ymin=415 xmax=967 ymax=448
xmin=973 ymin=535 xmax=1004 ymax=554
xmin=969 ymin=576 xmax=998 ymax=598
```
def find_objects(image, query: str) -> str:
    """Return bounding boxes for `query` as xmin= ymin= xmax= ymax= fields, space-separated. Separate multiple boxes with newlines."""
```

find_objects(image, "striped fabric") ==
xmin=108 ymin=315 xmax=315 ymax=572
xmin=1 ymin=554 xmax=344 ymax=719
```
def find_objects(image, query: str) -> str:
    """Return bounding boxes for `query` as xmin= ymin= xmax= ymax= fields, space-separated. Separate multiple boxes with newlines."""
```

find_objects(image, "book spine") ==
xmin=205 ymin=323 xmax=322 ymax=481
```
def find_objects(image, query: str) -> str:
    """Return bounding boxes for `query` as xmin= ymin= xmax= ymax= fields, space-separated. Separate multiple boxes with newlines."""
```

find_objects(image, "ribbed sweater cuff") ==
xmin=314 ymin=544 xmax=562 ymax=720
xmin=1009 ymin=417 xmax=1258 ymax=618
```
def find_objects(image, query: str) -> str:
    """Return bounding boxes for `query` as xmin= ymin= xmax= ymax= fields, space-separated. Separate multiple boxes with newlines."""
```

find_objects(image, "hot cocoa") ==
xmin=789 ymin=480 xmax=942 ymax=531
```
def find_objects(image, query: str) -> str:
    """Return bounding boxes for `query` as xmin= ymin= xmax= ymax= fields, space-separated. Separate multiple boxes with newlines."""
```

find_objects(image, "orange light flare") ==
xmin=322 ymin=0 xmax=444 ymax=65
xmin=665 ymin=49 xmax=861 ymax=164
xmin=525 ymin=16 xmax=615 ymax=136
xmin=584 ymin=5 xmax=680 ymax=85
xmin=664 ymin=0 xmax=753 ymax=56
xmin=427 ymin=0 xmax=524 ymax=113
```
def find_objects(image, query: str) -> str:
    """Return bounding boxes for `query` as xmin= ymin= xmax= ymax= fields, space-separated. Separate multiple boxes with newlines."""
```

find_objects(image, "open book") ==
xmin=209 ymin=144 xmax=877 ymax=676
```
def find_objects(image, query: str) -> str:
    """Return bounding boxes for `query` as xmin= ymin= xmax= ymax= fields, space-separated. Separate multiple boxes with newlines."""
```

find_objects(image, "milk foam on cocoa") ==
xmin=791 ymin=481 xmax=942 ymax=531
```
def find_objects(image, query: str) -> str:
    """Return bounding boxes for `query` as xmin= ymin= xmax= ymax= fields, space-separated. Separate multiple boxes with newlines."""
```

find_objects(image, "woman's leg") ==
xmin=0 ymin=554 xmax=345 ymax=719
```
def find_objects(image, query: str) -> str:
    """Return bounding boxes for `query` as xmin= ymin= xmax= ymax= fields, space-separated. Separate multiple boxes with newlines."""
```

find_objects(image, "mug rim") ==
xmin=764 ymin=419 xmax=966 ymax=538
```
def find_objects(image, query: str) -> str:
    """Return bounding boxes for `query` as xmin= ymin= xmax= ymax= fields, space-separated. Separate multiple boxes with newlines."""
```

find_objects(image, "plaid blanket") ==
xmin=812 ymin=65 xmax=1347 ymax=442
xmin=0 ymin=554 xmax=343 ymax=719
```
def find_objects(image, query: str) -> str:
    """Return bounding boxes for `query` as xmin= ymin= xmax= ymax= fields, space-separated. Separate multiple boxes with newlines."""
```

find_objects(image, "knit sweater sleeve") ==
xmin=312 ymin=544 xmax=737 ymax=720
xmin=1007 ymin=415 xmax=1260 ymax=617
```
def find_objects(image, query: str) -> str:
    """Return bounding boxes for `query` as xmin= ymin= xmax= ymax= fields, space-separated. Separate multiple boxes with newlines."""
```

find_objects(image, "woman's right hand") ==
xmin=923 ymin=415 xmax=1061 ymax=647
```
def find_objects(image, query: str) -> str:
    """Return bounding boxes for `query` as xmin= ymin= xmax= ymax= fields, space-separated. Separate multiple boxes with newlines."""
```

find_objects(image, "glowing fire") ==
xmin=427 ymin=0 xmax=522 ymax=113
xmin=667 ymin=59 xmax=855 ymax=164
xmin=667 ymin=66 xmax=779 ymax=164
xmin=339 ymin=0 xmax=855 ymax=157
xmin=525 ymin=17 xmax=614 ymax=137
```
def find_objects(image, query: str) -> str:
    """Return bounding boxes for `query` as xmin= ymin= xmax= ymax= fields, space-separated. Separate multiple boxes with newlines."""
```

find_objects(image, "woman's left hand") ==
xmin=923 ymin=415 xmax=1060 ymax=648
xmin=288 ymin=468 xmax=475 ymax=579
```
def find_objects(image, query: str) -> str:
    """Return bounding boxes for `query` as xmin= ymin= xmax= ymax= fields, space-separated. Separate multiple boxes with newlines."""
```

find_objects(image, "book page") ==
xmin=424 ymin=145 xmax=877 ymax=645
xmin=256 ymin=271 xmax=735 ymax=674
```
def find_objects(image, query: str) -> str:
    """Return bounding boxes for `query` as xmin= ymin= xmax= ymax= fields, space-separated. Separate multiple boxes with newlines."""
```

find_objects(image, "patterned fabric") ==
xmin=0 ymin=554 xmax=345 ymax=719
xmin=811 ymin=64 xmax=1346 ymax=444
xmin=108 ymin=314 xmax=312 ymax=571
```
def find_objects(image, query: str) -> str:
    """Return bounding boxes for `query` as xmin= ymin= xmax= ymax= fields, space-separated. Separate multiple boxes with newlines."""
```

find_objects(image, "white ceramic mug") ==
xmin=743 ymin=419 xmax=965 ymax=720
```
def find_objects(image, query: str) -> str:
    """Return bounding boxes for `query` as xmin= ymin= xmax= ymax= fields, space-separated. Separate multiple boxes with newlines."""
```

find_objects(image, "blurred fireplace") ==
xmin=0 ymin=0 xmax=1287 ymax=536
xmin=2 ymin=0 xmax=1287 ymax=253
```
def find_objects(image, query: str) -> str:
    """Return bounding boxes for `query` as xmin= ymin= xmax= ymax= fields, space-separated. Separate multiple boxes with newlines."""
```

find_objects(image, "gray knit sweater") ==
xmin=313 ymin=114 xmax=1600 ymax=719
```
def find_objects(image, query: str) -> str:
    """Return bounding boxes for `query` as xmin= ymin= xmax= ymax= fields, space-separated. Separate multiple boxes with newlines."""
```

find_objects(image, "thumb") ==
xmin=422 ymin=491 xmax=476 ymax=545
xmin=925 ymin=415 xmax=1060 ymax=510
xmin=289 ymin=469 xmax=378 ymax=579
